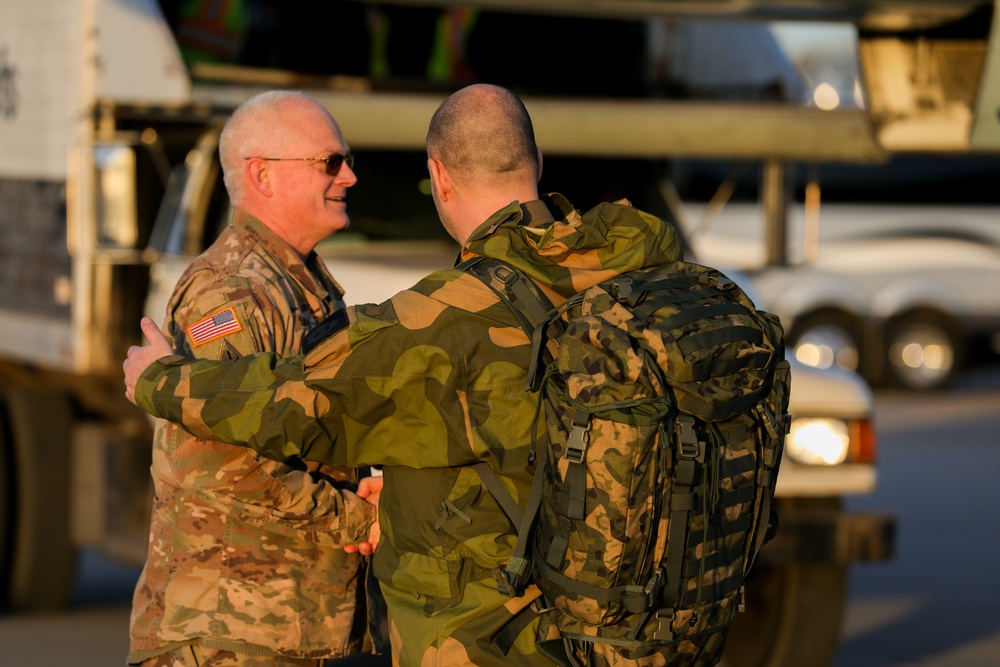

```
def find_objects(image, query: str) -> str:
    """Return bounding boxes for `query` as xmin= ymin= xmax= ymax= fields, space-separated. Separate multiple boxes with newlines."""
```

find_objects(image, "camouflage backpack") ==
xmin=462 ymin=250 xmax=791 ymax=663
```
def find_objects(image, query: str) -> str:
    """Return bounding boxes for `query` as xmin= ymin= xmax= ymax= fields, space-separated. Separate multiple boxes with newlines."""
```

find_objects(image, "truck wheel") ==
xmin=885 ymin=313 xmax=960 ymax=391
xmin=0 ymin=388 xmax=77 ymax=612
xmin=790 ymin=312 xmax=861 ymax=374
xmin=720 ymin=562 xmax=848 ymax=667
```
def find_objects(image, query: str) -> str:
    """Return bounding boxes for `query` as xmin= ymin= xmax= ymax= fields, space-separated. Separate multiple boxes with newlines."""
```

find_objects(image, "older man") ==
xmin=128 ymin=90 xmax=383 ymax=667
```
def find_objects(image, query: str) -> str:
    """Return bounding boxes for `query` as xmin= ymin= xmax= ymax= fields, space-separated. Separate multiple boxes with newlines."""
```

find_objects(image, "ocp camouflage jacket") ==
xmin=135 ymin=194 xmax=683 ymax=667
xmin=129 ymin=213 xmax=376 ymax=664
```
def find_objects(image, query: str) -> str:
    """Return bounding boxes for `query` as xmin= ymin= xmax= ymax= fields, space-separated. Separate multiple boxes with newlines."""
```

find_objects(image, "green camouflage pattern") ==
xmin=507 ymin=259 xmax=790 ymax=664
xmin=134 ymin=195 xmax=700 ymax=666
xmin=129 ymin=212 xmax=377 ymax=664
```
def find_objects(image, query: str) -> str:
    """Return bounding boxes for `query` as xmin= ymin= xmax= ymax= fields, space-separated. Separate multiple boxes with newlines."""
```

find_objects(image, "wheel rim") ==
xmin=793 ymin=325 xmax=859 ymax=373
xmin=888 ymin=322 xmax=954 ymax=390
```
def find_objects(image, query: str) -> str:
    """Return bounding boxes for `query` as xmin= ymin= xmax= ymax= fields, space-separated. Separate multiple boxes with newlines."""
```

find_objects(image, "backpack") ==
xmin=461 ymin=237 xmax=790 ymax=664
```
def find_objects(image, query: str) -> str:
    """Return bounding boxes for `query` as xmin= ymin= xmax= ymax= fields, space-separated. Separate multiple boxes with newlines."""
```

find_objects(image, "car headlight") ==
xmin=786 ymin=417 xmax=877 ymax=465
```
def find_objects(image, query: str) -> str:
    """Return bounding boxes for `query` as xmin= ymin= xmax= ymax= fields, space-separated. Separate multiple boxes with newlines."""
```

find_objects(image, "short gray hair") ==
xmin=218 ymin=90 xmax=321 ymax=204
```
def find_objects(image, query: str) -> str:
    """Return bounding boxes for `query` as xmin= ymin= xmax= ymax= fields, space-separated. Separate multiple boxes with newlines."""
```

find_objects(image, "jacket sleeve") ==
xmin=137 ymin=288 xmax=504 ymax=471
xmin=139 ymin=351 xmax=350 ymax=463
xmin=157 ymin=267 xmax=374 ymax=545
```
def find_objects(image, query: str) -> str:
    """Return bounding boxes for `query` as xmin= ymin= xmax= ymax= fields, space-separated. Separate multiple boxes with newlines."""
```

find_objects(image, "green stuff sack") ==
xmin=464 ymin=228 xmax=790 ymax=661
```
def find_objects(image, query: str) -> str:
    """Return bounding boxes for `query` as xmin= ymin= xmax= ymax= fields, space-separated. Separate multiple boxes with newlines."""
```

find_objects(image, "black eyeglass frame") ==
xmin=244 ymin=152 xmax=354 ymax=176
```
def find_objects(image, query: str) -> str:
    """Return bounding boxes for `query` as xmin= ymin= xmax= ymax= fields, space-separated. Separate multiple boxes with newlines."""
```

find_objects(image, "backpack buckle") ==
xmin=652 ymin=608 xmax=675 ymax=642
xmin=675 ymin=415 xmax=704 ymax=462
xmin=493 ymin=557 xmax=529 ymax=597
xmin=612 ymin=276 xmax=634 ymax=302
xmin=490 ymin=264 xmax=517 ymax=285
xmin=565 ymin=413 xmax=590 ymax=464
xmin=642 ymin=567 xmax=666 ymax=610
xmin=622 ymin=566 xmax=666 ymax=614
xmin=493 ymin=568 xmax=516 ymax=597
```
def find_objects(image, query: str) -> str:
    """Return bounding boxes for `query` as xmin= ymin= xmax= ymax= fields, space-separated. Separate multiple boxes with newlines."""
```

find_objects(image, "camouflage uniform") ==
xmin=129 ymin=211 xmax=378 ymax=665
xmin=135 ymin=194 xmax=685 ymax=666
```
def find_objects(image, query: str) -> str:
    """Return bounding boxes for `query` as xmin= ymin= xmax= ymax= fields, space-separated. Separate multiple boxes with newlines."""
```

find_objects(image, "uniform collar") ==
xmin=466 ymin=197 xmax=558 ymax=243
xmin=230 ymin=209 xmax=344 ymax=302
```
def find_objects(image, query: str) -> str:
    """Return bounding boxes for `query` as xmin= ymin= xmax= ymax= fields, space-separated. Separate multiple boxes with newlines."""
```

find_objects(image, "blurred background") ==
xmin=0 ymin=1 xmax=998 ymax=665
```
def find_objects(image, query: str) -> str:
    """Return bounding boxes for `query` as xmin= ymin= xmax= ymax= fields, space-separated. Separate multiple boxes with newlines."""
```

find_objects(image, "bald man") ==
xmin=124 ymin=85 xmax=702 ymax=666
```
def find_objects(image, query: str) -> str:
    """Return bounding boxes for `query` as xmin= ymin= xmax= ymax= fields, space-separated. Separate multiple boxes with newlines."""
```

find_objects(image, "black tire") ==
xmin=1 ymin=387 xmax=77 ymax=612
xmin=789 ymin=311 xmax=862 ymax=374
xmin=721 ymin=497 xmax=849 ymax=667
xmin=721 ymin=561 xmax=848 ymax=667
xmin=885 ymin=312 xmax=961 ymax=391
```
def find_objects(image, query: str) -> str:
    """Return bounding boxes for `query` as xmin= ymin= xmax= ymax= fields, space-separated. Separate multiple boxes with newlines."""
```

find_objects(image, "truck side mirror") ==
xmin=90 ymin=144 xmax=138 ymax=249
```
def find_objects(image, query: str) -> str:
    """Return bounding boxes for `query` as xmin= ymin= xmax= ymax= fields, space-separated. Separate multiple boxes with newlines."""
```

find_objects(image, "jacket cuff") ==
xmin=135 ymin=354 xmax=188 ymax=418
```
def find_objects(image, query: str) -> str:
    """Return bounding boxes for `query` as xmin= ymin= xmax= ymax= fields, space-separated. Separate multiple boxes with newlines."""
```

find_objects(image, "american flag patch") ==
xmin=188 ymin=307 xmax=243 ymax=346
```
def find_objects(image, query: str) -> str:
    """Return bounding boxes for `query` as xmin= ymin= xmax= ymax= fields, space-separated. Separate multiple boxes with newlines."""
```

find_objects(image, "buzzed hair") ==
xmin=426 ymin=84 xmax=538 ymax=183
xmin=219 ymin=90 xmax=324 ymax=204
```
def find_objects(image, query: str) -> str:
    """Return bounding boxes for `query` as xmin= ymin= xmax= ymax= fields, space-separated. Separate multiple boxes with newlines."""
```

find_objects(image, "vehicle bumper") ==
xmin=759 ymin=509 xmax=896 ymax=565
xmin=775 ymin=462 xmax=878 ymax=497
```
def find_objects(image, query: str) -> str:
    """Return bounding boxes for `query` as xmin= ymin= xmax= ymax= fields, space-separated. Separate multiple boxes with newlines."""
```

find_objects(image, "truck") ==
xmin=667 ymin=0 xmax=1000 ymax=391
xmin=689 ymin=193 xmax=1000 ymax=391
xmin=1 ymin=1 xmax=951 ymax=665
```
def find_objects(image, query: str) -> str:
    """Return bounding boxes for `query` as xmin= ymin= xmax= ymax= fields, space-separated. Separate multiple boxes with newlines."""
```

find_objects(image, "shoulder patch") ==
xmin=188 ymin=307 xmax=243 ymax=347
xmin=301 ymin=308 xmax=349 ymax=354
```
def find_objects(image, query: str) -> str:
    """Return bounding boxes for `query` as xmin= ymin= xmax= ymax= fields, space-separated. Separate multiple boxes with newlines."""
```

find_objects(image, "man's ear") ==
xmin=427 ymin=157 xmax=452 ymax=201
xmin=246 ymin=157 xmax=273 ymax=196
xmin=536 ymin=147 xmax=544 ymax=183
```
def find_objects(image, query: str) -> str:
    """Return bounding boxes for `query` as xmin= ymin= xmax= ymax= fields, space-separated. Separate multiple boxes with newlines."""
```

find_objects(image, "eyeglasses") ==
xmin=245 ymin=152 xmax=355 ymax=176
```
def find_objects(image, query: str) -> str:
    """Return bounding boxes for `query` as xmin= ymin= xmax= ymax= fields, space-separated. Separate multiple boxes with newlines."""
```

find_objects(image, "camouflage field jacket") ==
xmin=135 ymin=194 xmax=683 ymax=666
xmin=129 ymin=212 xmax=376 ymax=664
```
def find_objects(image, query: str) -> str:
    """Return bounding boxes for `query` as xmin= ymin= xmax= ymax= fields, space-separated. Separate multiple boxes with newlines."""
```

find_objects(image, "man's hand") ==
xmin=123 ymin=317 xmax=173 ymax=405
xmin=345 ymin=475 xmax=383 ymax=556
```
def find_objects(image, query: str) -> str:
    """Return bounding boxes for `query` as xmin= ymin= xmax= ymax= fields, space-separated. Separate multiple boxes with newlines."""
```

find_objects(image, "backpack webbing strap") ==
xmin=623 ymin=276 xmax=696 ymax=307
xmin=679 ymin=543 xmax=745 ymax=577
xmin=474 ymin=462 xmax=524 ymax=529
xmin=654 ymin=414 xmax=704 ymax=642
xmin=655 ymin=302 xmax=752 ymax=330
xmin=691 ymin=351 xmax=773 ymax=383
xmin=499 ymin=441 xmax=551 ymax=596
xmin=680 ymin=389 xmax=770 ymax=424
xmin=679 ymin=571 xmax=744 ymax=607
xmin=684 ymin=514 xmax=753 ymax=548
xmin=563 ymin=410 xmax=590 ymax=521
xmin=544 ymin=516 xmax=571 ymax=571
xmin=542 ymin=409 xmax=590 ymax=569
xmin=532 ymin=543 xmax=666 ymax=613
xmin=475 ymin=441 xmax=552 ymax=597
xmin=746 ymin=363 xmax=790 ymax=574
xmin=491 ymin=603 xmax=542 ymax=656
xmin=678 ymin=327 xmax=764 ymax=357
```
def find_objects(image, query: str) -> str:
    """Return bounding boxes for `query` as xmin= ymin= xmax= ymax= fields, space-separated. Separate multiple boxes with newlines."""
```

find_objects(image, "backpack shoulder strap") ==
xmin=457 ymin=256 xmax=552 ymax=332
xmin=458 ymin=256 xmax=557 ymax=597
xmin=458 ymin=257 xmax=558 ymax=392
xmin=474 ymin=442 xmax=551 ymax=597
